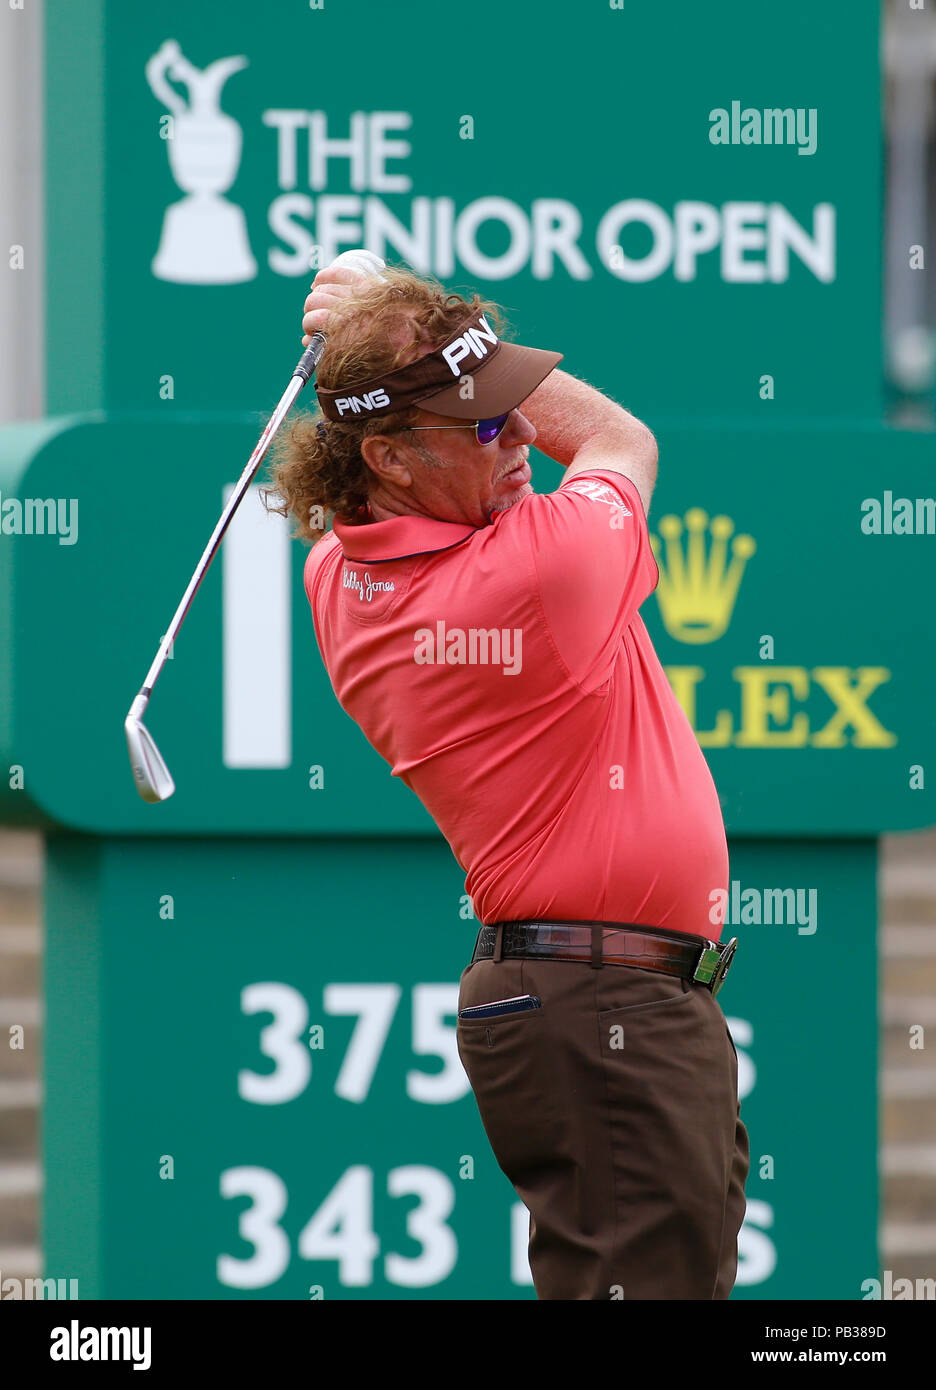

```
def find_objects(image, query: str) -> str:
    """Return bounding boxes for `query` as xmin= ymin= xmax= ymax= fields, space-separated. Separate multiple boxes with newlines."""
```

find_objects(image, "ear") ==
xmin=360 ymin=432 xmax=414 ymax=489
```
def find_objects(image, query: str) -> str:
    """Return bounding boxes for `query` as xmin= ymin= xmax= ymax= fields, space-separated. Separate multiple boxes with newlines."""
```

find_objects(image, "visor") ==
xmin=315 ymin=310 xmax=562 ymax=423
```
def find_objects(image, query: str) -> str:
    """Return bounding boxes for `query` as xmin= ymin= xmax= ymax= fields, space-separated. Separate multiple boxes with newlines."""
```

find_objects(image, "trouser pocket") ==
xmin=457 ymin=960 xmax=566 ymax=1182
xmin=457 ymin=1002 xmax=564 ymax=1183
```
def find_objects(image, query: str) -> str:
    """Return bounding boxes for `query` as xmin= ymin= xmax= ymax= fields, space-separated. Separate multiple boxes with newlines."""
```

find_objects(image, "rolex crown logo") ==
xmin=650 ymin=509 xmax=756 ymax=644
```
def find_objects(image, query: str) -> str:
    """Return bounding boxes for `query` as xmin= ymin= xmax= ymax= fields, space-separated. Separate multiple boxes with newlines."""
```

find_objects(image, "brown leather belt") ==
xmin=471 ymin=920 xmax=738 ymax=997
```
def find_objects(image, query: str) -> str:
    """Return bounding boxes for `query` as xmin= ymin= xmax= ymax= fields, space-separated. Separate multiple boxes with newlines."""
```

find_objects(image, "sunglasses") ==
xmin=405 ymin=413 xmax=511 ymax=446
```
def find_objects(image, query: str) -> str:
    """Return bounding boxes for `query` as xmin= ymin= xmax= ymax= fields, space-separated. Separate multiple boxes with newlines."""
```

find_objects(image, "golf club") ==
xmin=125 ymin=248 xmax=387 ymax=802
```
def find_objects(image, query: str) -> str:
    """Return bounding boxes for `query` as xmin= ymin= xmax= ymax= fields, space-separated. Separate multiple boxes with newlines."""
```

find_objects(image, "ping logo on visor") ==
xmin=334 ymin=388 xmax=391 ymax=416
xmin=441 ymin=316 xmax=498 ymax=376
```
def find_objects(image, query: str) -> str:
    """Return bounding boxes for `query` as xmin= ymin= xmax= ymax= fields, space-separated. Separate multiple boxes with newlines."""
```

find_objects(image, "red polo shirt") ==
xmin=304 ymin=469 xmax=728 ymax=936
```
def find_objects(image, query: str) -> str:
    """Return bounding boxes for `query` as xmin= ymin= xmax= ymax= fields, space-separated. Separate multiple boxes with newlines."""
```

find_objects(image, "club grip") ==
xmin=293 ymin=331 xmax=327 ymax=383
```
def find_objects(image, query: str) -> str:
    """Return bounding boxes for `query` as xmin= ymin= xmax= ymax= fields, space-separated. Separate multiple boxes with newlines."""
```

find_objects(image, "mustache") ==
xmin=496 ymin=446 xmax=529 ymax=481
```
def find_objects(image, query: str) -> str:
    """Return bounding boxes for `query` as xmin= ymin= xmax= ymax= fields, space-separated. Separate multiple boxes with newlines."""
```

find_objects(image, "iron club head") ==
xmin=125 ymin=697 xmax=176 ymax=802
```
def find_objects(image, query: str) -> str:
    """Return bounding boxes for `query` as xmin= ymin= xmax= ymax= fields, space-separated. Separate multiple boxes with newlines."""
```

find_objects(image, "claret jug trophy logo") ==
xmin=146 ymin=40 xmax=258 ymax=284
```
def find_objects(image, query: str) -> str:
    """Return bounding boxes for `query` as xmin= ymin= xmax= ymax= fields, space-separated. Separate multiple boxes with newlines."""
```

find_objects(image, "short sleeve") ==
xmin=526 ymin=469 xmax=659 ymax=689
xmin=303 ymin=534 xmax=342 ymax=641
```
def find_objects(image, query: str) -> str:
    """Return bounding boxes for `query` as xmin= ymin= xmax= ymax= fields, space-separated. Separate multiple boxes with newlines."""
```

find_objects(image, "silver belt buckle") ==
xmin=692 ymin=937 xmax=738 ymax=996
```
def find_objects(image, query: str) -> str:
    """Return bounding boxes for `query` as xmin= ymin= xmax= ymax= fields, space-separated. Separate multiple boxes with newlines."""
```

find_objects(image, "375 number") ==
xmin=238 ymin=982 xmax=467 ymax=1106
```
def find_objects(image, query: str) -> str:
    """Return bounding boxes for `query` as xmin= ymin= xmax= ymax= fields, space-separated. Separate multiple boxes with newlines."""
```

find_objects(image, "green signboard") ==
xmin=48 ymin=0 xmax=881 ymax=422
xmin=42 ymin=834 xmax=876 ymax=1300
xmin=0 ymin=418 xmax=931 ymax=835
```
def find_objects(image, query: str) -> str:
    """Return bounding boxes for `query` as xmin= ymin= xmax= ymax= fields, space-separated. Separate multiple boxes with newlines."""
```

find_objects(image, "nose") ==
xmin=504 ymin=408 xmax=536 ymax=446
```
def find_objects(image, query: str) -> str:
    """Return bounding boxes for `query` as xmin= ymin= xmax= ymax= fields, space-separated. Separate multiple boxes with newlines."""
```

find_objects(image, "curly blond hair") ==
xmin=263 ymin=266 xmax=505 ymax=544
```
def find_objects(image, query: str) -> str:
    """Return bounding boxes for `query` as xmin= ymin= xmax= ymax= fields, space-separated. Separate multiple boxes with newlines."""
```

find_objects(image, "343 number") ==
xmin=217 ymin=1163 xmax=533 ymax=1290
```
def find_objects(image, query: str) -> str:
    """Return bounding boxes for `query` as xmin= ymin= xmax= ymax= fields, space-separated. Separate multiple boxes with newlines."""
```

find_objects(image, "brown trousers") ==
xmin=456 ymin=951 xmax=750 ymax=1300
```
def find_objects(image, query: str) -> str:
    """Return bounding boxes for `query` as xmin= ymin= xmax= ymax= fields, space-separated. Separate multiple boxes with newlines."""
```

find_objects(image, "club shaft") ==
xmin=137 ymin=333 xmax=326 ymax=703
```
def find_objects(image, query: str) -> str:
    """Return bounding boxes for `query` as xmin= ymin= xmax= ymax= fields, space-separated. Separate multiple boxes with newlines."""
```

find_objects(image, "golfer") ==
xmin=270 ymin=261 xmax=750 ymax=1300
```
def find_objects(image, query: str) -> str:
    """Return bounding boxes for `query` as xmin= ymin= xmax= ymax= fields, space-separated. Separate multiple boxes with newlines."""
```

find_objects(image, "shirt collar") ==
xmin=332 ymin=512 xmax=480 ymax=563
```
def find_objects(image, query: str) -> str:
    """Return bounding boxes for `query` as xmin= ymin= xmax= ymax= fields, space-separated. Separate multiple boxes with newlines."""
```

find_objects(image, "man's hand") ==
xmin=300 ymin=266 xmax=374 ymax=346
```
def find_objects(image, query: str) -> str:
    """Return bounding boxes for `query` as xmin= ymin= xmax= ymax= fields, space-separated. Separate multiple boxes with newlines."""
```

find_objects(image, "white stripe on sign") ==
xmin=223 ymin=484 xmax=291 ymax=769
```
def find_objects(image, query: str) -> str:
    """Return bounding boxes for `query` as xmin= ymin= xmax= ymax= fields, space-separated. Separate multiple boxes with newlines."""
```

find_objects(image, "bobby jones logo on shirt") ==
xmin=343 ymin=569 xmax=396 ymax=603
